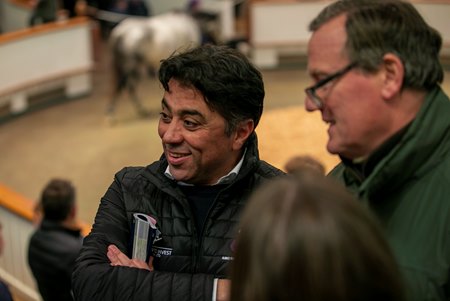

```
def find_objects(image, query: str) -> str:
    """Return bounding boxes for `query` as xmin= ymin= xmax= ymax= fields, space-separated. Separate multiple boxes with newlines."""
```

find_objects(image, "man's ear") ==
xmin=380 ymin=53 xmax=404 ymax=100
xmin=232 ymin=119 xmax=254 ymax=151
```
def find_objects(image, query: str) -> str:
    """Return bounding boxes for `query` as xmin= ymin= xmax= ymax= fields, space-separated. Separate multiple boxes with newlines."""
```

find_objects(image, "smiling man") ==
xmin=158 ymin=79 xmax=250 ymax=185
xmin=72 ymin=44 xmax=284 ymax=301
xmin=304 ymin=1 xmax=450 ymax=300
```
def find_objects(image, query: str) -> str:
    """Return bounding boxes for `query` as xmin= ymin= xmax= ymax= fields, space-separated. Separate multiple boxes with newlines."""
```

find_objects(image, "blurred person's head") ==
xmin=157 ymin=44 xmax=264 ymax=185
xmin=230 ymin=171 xmax=405 ymax=301
xmin=305 ymin=0 xmax=443 ymax=160
xmin=284 ymin=155 xmax=326 ymax=175
xmin=40 ymin=178 xmax=76 ymax=222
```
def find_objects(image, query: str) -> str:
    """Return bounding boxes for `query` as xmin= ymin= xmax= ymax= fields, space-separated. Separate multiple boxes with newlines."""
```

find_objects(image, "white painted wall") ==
xmin=250 ymin=1 xmax=450 ymax=68
xmin=148 ymin=0 xmax=188 ymax=15
xmin=415 ymin=3 xmax=450 ymax=49
xmin=0 ymin=19 xmax=93 ymax=116
xmin=0 ymin=27 xmax=91 ymax=94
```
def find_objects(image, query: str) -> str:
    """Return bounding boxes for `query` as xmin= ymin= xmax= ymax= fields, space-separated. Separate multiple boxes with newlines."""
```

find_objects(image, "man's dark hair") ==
xmin=158 ymin=44 xmax=265 ymax=136
xmin=309 ymin=0 xmax=443 ymax=91
xmin=40 ymin=178 xmax=75 ymax=222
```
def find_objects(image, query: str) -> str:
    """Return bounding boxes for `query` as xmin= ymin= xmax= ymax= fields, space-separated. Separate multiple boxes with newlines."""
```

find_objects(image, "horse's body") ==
xmin=107 ymin=12 xmax=202 ymax=117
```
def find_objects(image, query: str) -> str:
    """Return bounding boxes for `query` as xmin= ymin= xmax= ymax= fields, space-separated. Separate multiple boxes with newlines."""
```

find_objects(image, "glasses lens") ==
xmin=305 ymin=88 xmax=322 ymax=108
xmin=305 ymin=62 xmax=356 ymax=109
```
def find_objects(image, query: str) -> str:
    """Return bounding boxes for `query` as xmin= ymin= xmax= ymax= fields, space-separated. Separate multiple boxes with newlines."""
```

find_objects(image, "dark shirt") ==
xmin=179 ymin=184 xmax=227 ymax=239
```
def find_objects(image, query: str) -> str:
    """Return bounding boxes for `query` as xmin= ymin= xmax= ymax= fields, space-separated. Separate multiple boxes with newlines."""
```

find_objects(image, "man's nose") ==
xmin=162 ymin=121 xmax=183 ymax=144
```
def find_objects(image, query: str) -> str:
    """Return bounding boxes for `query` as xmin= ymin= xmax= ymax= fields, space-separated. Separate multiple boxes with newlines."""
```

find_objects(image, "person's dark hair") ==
xmin=40 ymin=178 xmax=75 ymax=222
xmin=309 ymin=0 xmax=443 ymax=91
xmin=230 ymin=171 xmax=405 ymax=301
xmin=158 ymin=44 xmax=265 ymax=136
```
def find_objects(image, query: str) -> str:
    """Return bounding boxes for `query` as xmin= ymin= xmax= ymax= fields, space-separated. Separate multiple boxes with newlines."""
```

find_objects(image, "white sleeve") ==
xmin=212 ymin=278 xmax=218 ymax=301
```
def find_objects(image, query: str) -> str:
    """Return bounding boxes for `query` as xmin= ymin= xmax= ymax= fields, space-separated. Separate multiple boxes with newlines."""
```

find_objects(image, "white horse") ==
xmin=107 ymin=11 xmax=202 ymax=117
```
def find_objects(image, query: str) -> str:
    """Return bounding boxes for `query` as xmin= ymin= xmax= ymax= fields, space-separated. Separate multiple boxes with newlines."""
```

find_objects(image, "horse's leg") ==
xmin=128 ymin=57 xmax=151 ymax=117
xmin=105 ymin=61 xmax=130 ymax=125
xmin=107 ymin=42 xmax=126 ymax=112
xmin=127 ymin=71 xmax=150 ymax=117
xmin=106 ymin=70 xmax=127 ymax=116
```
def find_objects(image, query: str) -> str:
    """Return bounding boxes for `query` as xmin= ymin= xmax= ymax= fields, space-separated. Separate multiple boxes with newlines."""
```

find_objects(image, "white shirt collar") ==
xmin=164 ymin=149 xmax=247 ymax=186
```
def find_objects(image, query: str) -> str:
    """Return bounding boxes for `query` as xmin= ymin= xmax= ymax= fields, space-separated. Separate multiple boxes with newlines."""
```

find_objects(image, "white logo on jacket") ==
xmin=152 ymin=246 xmax=173 ymax=257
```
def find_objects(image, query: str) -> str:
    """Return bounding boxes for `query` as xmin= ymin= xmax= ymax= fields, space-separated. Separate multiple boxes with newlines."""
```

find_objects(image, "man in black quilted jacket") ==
xmin=72 ymin=44 xmax=285 ymax=301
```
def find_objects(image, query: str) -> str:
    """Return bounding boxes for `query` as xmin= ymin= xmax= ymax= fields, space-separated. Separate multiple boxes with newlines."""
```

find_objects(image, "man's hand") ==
xmin=107 ymin=244 xmax=154 ymax=271
xmin=217 ymin=279 xmax=230 ymax=301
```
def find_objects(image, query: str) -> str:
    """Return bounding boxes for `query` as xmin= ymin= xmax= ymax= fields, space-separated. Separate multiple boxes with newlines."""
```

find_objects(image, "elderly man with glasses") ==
xmin=304 ymin=1 xmax=450 ymax=300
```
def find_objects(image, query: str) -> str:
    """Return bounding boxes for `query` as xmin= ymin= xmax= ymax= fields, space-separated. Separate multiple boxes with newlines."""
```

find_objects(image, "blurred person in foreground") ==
xmin=231 ymin=171 xmax=405 ymax=301
xmin=28 ymin=178 xmax=83 ymax=301
xmin=304 ymin=0 xmax=450 ymax=299
xmin=0 ymin=222 xmax=14 ymax=301
xmin=72 ymin=44 xmax=284 ymax=301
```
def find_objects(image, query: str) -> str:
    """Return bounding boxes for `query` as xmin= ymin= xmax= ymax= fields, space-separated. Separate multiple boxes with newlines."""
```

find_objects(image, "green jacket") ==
xmin=329 ymin=86 xmax=450 ymax=301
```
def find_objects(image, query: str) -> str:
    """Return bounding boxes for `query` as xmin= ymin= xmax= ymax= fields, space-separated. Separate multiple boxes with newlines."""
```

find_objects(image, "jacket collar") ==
xmin=341 ymin=122 xmax=411 ymax=183
xmin=343 ymin=86 xmax=450 ymax=201
xmin=40 ymin=219 xmax=82 ymax=237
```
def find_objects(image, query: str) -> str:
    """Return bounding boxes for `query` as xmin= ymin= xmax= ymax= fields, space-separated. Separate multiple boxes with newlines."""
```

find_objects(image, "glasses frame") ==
xmin=305 ymin=62 xmax=357 ymax=109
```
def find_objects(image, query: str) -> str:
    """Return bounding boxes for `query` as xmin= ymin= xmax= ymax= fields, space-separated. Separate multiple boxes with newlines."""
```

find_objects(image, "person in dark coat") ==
xmin=61 ymin=0 xmax=77 ymax=17
xmin=304 ymin=1 xmax=450 ymax=300
xmin=28 ymin=179 xmax=83 ymax=301
xmin=72 ymin=44 xmax=285 ymax=301
xmin=127 ymin=0 xmax=151 ymax=16
xmin=29 ymin=0 xmax=57 ymax=26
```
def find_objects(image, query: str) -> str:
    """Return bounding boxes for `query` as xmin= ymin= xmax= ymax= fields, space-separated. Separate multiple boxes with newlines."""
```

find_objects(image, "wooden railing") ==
xmin=0 ymin=183 xmax=91 ymax=301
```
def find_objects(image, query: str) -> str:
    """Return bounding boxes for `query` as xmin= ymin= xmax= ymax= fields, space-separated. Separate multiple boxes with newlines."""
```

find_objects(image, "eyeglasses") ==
xmin=305 ymin=62 xmax=357 ymax=109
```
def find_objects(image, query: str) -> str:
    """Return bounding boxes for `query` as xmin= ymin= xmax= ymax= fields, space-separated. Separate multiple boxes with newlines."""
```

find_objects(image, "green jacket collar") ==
xmin=336 ymin=86 xmax=450 ymax=201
